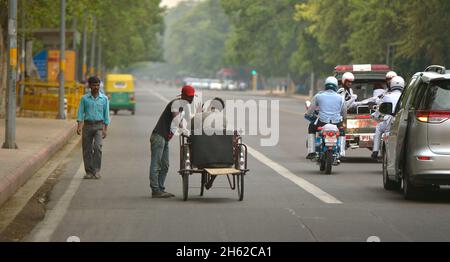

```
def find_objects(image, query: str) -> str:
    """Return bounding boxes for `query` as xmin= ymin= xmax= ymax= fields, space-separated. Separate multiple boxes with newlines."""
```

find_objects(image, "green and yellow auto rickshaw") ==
xmin=105 ymin=74 xmax=136 ymax=115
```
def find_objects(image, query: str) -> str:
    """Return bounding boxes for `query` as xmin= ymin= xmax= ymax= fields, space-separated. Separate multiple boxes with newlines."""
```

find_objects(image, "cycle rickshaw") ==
xmin=178 ymin=129 xmax=249 ymax=201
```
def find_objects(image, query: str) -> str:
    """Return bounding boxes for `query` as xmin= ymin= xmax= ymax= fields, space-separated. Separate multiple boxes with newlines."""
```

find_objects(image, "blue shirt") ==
xmin=77 ymin=93 xmax=110 ymax=125
xmin=308 ymin=90 xmax=346 ymax=124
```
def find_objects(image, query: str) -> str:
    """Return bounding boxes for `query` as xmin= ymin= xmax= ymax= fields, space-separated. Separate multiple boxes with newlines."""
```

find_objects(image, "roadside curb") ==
xmin=0 ymin=123 xmax=77 ymax=207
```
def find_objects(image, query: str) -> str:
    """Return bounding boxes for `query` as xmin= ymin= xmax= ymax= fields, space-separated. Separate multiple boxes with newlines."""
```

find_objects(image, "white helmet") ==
xmin=325 ymin=76 xmax=338 ymax=91
xmin=386 ymin=71 xmax=397 ymax=81
xmin=390 ymin=76 xmax=405 ymax=91
xmin=342 ymin=72 xmax=355 ymax=85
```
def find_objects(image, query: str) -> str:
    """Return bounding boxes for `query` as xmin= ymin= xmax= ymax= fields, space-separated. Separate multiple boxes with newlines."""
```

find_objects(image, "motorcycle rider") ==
xmin=371 ymin=76 xmax=405 ymax=159
xmin=338 ymin=72 xmax=357 ymax=110
xmin=305 ymin=76 xmax=347 ymax=159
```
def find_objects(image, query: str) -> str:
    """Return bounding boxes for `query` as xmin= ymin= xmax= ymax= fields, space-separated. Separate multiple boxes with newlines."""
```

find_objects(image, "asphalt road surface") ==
xmin=27 ymin=81 xmax=450 ymax=242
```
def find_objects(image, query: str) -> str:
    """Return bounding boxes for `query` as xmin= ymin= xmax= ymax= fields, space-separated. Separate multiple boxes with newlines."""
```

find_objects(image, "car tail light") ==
xmin=328 ymin=132 xmax=335 ymax=137
xmin=416 ymin=110 xmax=450 ymax=123
xmin=417 ymin=156 xmax=431 ymax=161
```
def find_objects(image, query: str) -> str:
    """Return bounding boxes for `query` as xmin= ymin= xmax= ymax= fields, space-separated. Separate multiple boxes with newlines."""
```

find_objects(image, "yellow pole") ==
xmin=252 ymin=74 xmax=257 ymax=91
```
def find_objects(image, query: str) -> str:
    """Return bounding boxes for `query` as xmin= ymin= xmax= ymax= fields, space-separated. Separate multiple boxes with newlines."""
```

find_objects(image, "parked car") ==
xmin=380 ymin=65 xmax=450 ymax=199
xmin=209 ymin=79 xmax=223 ymax=90
xmin=223 ymin=80 xmax=237 ymax=90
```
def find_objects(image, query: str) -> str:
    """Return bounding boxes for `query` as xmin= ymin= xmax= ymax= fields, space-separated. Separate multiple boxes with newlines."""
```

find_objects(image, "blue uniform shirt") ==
xmin=307 ymin=90 xmax=346 ymax=124
xmin=77 ymin=93 xmax=110 ymax=125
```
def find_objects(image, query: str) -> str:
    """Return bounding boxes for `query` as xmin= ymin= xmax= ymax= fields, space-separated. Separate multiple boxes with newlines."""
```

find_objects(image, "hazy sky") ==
xmin=160 ymin=0 xmax=188 ymax=8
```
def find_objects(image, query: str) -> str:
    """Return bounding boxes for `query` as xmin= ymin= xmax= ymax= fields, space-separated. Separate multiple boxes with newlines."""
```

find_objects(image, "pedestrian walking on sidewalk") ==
xmin=76 ymin=76 xmax=111 ymax=179
xmin=149 ymin=85 xmax=195 ymax=198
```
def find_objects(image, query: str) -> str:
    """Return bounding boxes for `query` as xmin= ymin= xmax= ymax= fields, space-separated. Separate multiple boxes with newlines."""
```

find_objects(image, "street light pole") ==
xmin=72 ymin=18 xmax=77 ymax=82
xmin=3 ymin=0 xmax=18 ymax=149
xmin=57 ymin=0 xmax=66 ymax=119
xmin=19 ymin=0 xmax=25 ymax=107
xmin=89 ymin=16 xmax=96 ymax=77
xmin=81 ymin=12 xmax=87 ymax=81
xmin=97 ymin=37 xmax=101 ymax=77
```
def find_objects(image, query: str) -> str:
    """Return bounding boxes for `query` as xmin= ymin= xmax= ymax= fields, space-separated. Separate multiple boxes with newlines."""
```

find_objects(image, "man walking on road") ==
xmin=150 ymin=85 xmax=195 ymax=198
xmin=77 ymin=76 xmax=111 ymax=179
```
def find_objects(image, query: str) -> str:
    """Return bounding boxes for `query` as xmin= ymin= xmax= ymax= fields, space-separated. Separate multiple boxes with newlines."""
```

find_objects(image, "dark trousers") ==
xmin=82 ymin=123 xmax=103 ymax=174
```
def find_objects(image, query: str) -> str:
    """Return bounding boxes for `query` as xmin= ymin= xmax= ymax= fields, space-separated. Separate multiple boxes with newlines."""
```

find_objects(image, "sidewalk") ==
xmin=0 ymin=118 xmax=77 ymax=207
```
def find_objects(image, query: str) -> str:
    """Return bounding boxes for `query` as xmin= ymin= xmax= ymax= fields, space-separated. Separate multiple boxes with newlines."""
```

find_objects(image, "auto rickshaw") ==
xmin=105 ymin=74 xmax=136 ymax=115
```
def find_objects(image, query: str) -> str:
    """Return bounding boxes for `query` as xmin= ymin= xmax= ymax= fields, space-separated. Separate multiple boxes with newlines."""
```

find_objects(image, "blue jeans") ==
xmin=149 ymin=133 xmax=170 ymax=193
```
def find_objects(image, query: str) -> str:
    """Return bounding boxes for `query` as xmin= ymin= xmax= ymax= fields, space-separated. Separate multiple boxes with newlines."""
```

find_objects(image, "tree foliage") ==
xmin=164 ymin=0 xmax=230 ymax=77
xmin=221 ymin=0 xmax=301 ymax=78
xmin=220 ymin=0 xmax=450 ymax=80
xmin=1 ymin=0 xmax=164 ymax=70
xmin=294 ymin=0 xmax=450 ymax=77
xmin=0 ymin=0 xmax=164 ymax=116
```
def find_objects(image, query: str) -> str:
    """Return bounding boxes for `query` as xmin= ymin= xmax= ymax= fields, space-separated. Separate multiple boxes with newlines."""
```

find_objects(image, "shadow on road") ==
xmin=383 ymin=187 xmax=450 ymax=204
xmin=176 ymin=197 xmax=239 ymax=204
xmin=341 ymin=157 xmax=380 ymax=164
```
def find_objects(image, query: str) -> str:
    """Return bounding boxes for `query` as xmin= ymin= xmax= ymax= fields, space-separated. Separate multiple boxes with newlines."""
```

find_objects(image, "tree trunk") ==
xmin=0 ymin=23 xmax=7 ymax=118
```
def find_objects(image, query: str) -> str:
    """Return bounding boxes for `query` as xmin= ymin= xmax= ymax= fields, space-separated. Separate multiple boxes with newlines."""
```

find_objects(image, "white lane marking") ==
xmin=151 ymin=91 xmax=170 ymax=103
xmin=247 ymin=146 xmax=342 ymax=204
xmin=148 ymin=88 xmax=342 ymax=205
xmin=31 ymin=163 xmax=85 ymax=242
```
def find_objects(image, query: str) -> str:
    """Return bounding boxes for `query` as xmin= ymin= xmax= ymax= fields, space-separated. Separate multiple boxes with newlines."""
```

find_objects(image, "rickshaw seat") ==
xmin=191 ymin=131 xmax=234 ymax=168
xmin=204 ymin=168 xmax=241 ymax=176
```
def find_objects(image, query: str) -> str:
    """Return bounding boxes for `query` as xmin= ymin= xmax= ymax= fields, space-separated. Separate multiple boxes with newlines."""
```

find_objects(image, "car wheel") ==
xmin=403 ymin=157 xmax=420 ymax=200
xmin=382 ymin=147 xmax=401 ymax=191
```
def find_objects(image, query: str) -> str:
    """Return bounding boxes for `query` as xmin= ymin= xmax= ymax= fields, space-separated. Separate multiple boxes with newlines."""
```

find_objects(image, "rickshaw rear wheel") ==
xmin=237 ymin=173 xmax=244 ymax=201
xmin=182 ymin=172 xmax=189 ymax=201
xmin=113 ymin=109 xmax=118 ymax=115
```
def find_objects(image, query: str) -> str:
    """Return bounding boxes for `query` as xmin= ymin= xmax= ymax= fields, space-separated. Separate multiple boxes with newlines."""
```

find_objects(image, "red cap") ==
xmin=181 ymin=85 xmax=195 ymax=97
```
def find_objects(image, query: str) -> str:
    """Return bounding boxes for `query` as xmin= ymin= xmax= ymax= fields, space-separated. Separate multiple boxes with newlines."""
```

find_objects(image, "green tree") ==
xmin=0 ymin=0 xmax=164 ymax=116
xmin=221 ymin=0 xmax=302 ymax=80
xmin=164 ymin=0 xmax=230 ymax=77
xmin=395 ymin=0 xmax=450 ymax=74
xmin=344 ymin=0 xmax=401 ymax=64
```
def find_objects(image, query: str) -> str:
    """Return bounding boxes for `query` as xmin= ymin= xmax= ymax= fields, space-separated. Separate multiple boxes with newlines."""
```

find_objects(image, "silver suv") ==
xmin=380 ymin=65 xmax=450 ymax=199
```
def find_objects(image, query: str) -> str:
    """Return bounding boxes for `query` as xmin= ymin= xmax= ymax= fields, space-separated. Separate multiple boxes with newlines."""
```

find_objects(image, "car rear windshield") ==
xmin=352 ymin=81 xmax=387 ymax=100
xmin=418 ymin=80 xmax=450 ymax=110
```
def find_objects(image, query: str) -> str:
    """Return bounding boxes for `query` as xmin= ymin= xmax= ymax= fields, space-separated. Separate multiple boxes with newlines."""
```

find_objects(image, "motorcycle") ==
xmin=305 ymin=100 xmax=343 ymax=174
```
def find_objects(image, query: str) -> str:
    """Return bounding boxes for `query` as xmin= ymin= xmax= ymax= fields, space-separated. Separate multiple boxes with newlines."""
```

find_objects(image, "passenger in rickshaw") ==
xmin=190 ymin=97 xmax=229 ymax=189
xmin=191 ymin=97 xmax=226 ymax=134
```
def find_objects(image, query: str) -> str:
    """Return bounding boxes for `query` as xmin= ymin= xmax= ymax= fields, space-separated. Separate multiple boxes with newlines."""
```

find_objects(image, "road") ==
xmin=27 ymin=81 xmax=450 ymax=242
